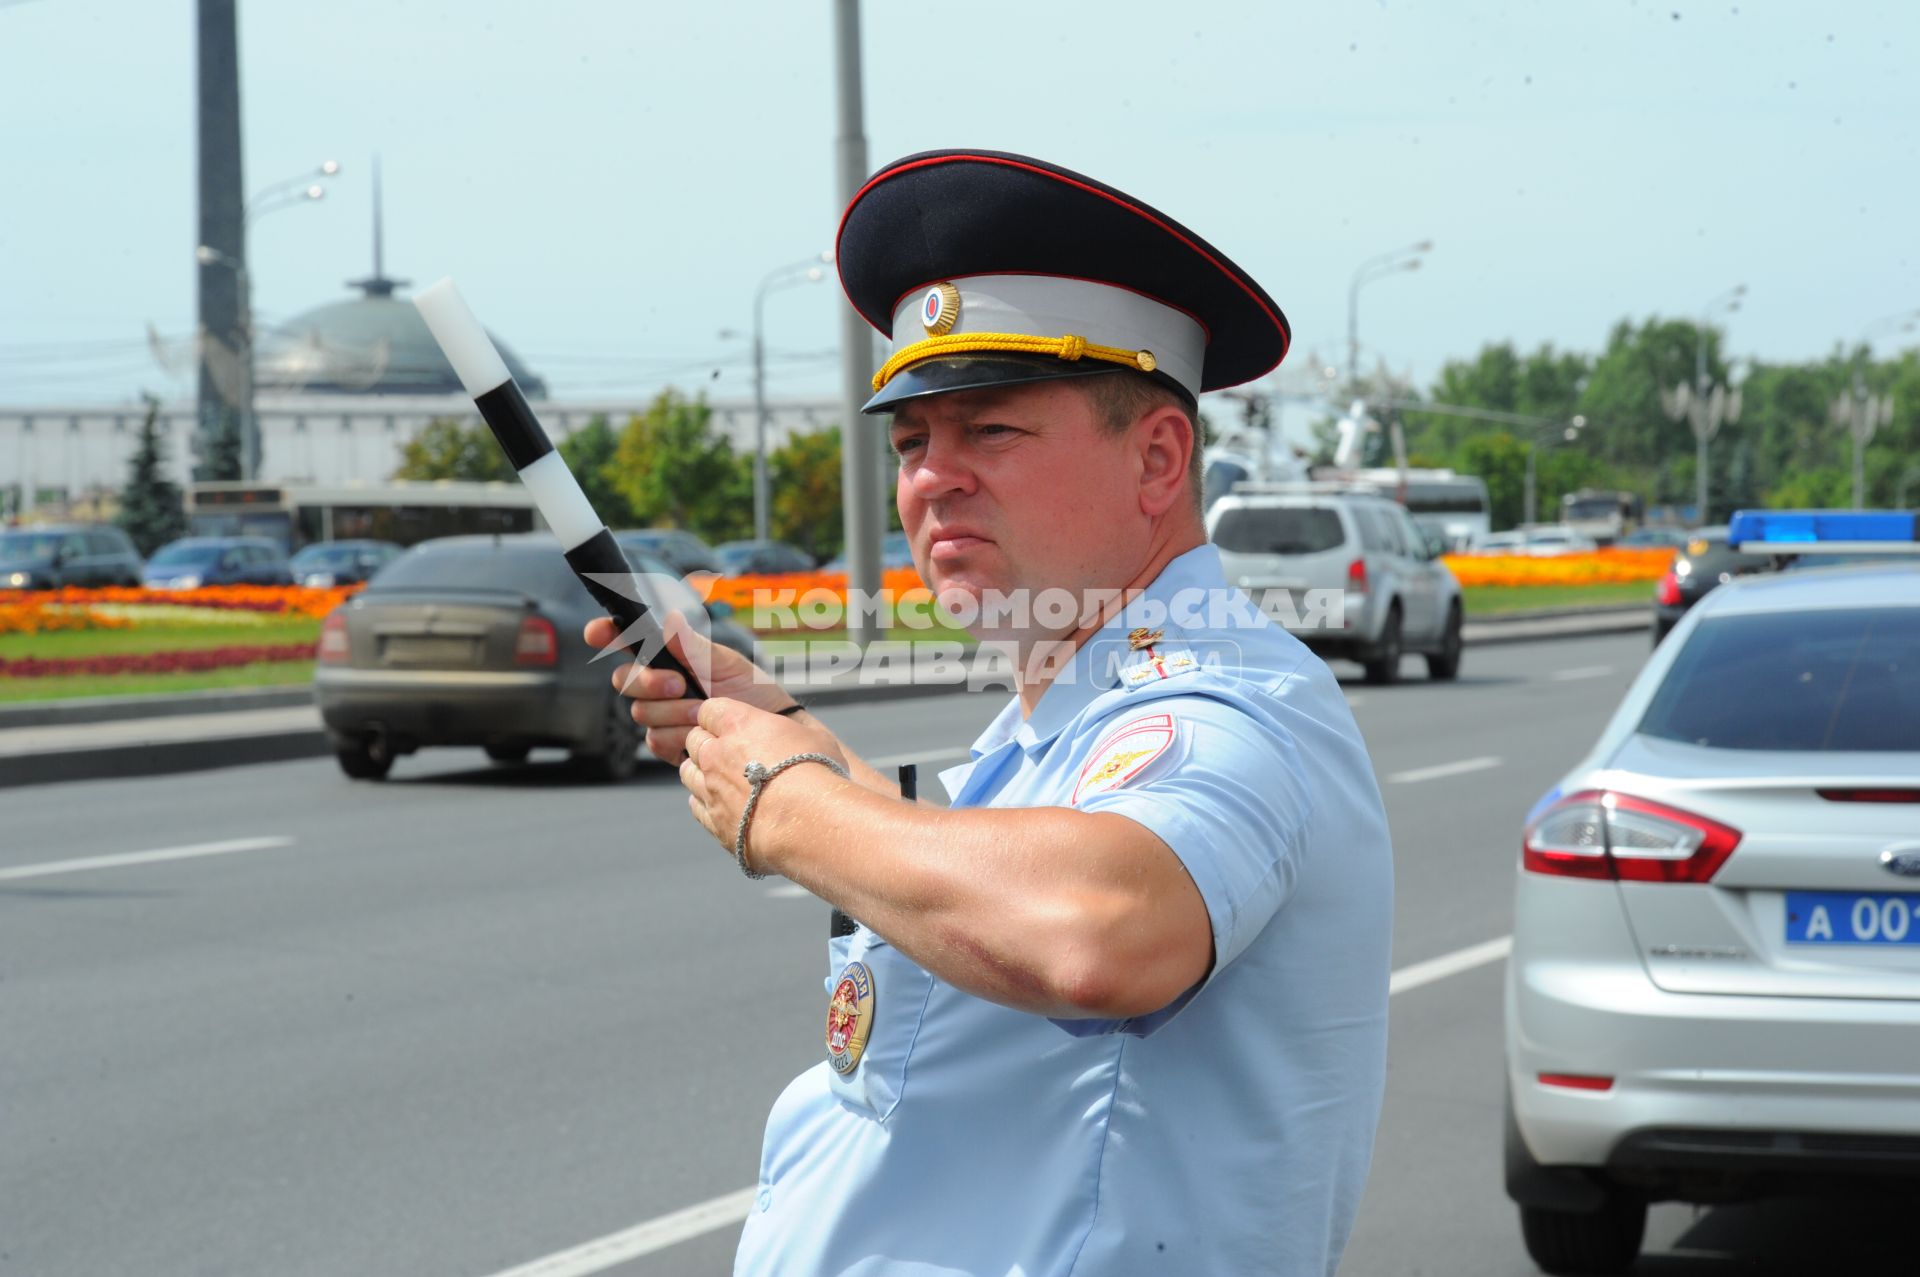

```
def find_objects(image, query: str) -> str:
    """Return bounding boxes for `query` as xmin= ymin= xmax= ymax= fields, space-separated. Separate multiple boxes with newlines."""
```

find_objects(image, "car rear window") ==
xmin=1639 ymin=607 xmax=1920 ymax=751
xmin=1212 ymin=507 xmax=1346 ymax=555
xmin=369 ymin=546 xmax=588 ymax=603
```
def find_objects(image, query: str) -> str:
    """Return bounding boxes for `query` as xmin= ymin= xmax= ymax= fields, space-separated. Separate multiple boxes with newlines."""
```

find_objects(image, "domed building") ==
xmin=254 ymin=271 xmax=546 ymax=398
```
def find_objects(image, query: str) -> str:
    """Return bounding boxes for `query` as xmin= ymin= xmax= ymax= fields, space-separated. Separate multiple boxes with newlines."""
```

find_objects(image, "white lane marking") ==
xmin=765 ymin=883 xmax=812 ymax=900
xmin=488 ymin=932 xmax=1514 ymax=1274
xmin=1549 ymin=665 xmax=1614 ymax=682
xmin=1388 ymin=935 xmax=1513 ymax=995
xmin=0 ymin=837 xmax=295 ymax=884
xmin=866 ymin=746 xmax=969 ymax=770
xmin=1387 ymin=755 xmax=1503 ymax=785
xmin=482 ymin=1187 xmax=761 ymax=1277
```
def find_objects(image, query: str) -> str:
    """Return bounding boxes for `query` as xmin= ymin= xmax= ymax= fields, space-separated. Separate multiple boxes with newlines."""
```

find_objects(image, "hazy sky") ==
xmin=3 ymin=0 xmax=1916 ymax=416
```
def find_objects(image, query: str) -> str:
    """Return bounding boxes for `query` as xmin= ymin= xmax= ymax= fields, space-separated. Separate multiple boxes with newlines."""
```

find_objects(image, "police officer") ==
xmin=589 ymin=150 xmax=1393 ymax=1276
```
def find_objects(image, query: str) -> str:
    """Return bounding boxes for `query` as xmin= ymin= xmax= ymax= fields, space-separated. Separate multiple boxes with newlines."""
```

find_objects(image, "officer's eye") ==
xmin=890 ymin=434 xmax=926 ymax=458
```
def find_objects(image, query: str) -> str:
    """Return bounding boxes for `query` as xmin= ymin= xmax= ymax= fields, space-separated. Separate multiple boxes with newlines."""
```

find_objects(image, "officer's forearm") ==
xmin=753 ymin=772 xmax=1212 ymax=1018
xmin=781 ymin=709 xmax=929 ymax=804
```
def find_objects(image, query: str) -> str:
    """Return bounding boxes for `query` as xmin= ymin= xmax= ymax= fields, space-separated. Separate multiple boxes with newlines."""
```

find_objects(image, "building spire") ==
xmin=346 ymin=153 xmax=408 ymax=299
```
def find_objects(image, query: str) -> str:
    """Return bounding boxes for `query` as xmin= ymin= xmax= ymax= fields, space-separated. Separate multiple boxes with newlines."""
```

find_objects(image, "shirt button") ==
xmin=757 ymin=1187 xmax=773 ymax=1212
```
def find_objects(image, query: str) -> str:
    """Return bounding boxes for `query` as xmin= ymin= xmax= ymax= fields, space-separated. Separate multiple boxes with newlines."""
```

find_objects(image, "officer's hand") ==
xmin=583 ymin=611 xmax=786 ymax=766
xmin=680 ymin=697 xmax=850 ymax=870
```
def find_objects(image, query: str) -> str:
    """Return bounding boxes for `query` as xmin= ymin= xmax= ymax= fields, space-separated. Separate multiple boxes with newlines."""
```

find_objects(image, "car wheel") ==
xmin=576 ymin=693 xmax=644 ymax=782
xmin=485 ymin=743 xmax=532 ymax=764
xmin=1651 ymin=618 xmax=1671 ymax=647
xmin=335 ymin=736 xmax=394 ymax=781
xmin=1518 ymin=1191 xmax=1647 ymax=1276
xmin=1362 ymin=605 xmax=1403 ymax=685
xmin=1425 ymin=603 xmax=1464 ymax=681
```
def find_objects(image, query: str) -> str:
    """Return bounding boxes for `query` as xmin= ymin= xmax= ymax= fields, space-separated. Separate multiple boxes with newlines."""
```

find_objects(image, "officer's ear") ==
xmin=1133 ymin=401 xmax=1195 ymax=519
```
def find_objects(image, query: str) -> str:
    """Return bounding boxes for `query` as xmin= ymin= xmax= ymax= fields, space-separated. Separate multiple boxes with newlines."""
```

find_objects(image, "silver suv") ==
xmin=1206 ymin=487 xmax=1464 ymax=683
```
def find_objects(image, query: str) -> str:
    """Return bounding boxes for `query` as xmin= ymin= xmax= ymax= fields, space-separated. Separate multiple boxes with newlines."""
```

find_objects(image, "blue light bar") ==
xmin=1728 ymin=509 xmax=1920 ymax=552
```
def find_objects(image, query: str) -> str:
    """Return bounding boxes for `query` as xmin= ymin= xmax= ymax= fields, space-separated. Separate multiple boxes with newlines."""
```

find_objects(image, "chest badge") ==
xmin=826 ymin=960 xmax=876 ymax=1075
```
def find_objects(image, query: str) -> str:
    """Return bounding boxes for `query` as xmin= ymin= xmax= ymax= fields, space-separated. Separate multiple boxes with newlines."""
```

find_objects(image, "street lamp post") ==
xmin=751 ymin=254 xmax=831 ymax=542
xmin=1662 ymin=285 xmax=1745 ymax=526
xmin=192 ymin=161 xmax=341 ymax=481
xmin=1347 ymin=240 xmax=1432 ymax=391
xmin=1836 ymin=310 xmax=1918 ymax=509
xmin=1524 ymin=415 xmax=1586 ymax=528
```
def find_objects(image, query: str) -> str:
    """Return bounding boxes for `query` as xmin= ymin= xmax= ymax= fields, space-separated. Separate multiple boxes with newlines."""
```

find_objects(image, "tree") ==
xmin=117 ymin=395 xmax=190 ymax=555
xmin=392 ymin=417 xmax=517 ymax=482
xmin=610 ymin=390 xmax=752 ymax=542
xmin=1454 ymin=432 xmax=1529 ymax=531
xmin=770 ymin=426 xmax=845 ymax=562
xmin=557 ymin=415 xmax=637 ymax=529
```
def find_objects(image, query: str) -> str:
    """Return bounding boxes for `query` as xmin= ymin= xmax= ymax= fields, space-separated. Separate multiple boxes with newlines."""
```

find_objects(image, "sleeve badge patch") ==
xmin=1072 ymin=712 xmax=1179 ymax=804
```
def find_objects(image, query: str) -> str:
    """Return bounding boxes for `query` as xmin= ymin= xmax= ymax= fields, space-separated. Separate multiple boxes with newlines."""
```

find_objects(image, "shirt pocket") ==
xmin=825 ymin=930 xmax=935 ymax=1123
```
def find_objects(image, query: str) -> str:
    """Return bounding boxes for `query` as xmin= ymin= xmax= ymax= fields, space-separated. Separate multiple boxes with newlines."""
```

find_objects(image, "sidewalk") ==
xmin=0 ymin=606 xmax=1650 ymax=789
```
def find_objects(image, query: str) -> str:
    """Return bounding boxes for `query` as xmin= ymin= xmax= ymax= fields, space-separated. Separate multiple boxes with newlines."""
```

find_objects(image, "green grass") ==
xmin=0 ymin=617 xmax=323 ymax=704
xmin=1463 ymin=582 xmax=1653 ymax=615
xmin=0 ymin=617 xmax=321 ymax=660
xmin=0 ymin=661 xmax=317 ymax=704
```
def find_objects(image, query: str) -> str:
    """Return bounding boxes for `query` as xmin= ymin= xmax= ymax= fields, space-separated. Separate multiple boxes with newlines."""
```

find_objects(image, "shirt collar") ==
xmin=1002 ymin=543 xmax=1225 ymax=758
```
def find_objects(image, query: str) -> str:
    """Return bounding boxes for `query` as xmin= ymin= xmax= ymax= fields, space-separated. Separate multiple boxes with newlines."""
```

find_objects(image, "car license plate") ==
xmin=1785 ymin=891 xmax=1920 ymax=945
xmin=383 ymin=635 xmax=476 ymax=666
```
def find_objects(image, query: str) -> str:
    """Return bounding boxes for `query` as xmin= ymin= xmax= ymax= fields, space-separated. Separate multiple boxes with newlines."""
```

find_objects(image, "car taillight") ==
xmin=1654 ymin=571 xmax=1682 ymax=607
xmin=1522 ymin=789 xmax=1741 ymax=884
xmin=1346 ymin=557 xmax=1368 ymax=593
xmin=318 ymin=612 xmax=350 ymax=664
xmin=515 ymin=615 xmax=558 ymax=666
xmin=1817 ymin=788 xmax=1920 ymax=803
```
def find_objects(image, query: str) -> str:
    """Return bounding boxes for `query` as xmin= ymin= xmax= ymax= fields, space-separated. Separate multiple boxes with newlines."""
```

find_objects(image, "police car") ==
xmin=1503 ymin=511 xmax=1920 ymax=1274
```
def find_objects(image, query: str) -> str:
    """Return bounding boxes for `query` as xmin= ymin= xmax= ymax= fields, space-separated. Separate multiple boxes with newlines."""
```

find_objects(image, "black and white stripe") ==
xmin=415 ymin=278 xmax=702 ymax=696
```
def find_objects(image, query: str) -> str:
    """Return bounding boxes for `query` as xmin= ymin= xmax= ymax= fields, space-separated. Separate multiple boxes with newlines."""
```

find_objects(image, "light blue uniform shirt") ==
xmin=737 ymin=545 xmax=1392 ymax=1276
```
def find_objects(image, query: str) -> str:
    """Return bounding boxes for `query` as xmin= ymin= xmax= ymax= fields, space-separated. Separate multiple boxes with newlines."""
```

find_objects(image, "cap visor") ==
xmin=861 ymin=355 xmax=1125 ymax=415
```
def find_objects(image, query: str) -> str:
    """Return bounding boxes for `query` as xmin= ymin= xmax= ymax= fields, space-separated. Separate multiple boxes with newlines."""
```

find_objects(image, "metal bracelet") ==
xmin=733 ymin=752 xmax=848 ymax=878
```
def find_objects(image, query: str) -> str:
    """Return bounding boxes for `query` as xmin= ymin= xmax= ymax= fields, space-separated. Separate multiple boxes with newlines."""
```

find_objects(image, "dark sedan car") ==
xmin=142 ymin=536 xmax=293 ymax=589
xmin=0 ymin=524 xmax=144 ymax=589
xmin=613 ymin=528 xmax=722 ymax=577
xmin=714 ymin=539 xmax=815 ymax=575
xmin=314 ymin=534 xmax=757 ymax=782
xmin=290 ymin=539 xmax=403 ymax=588
xmin=1651 ymin=528 xmax=1773 ymax=643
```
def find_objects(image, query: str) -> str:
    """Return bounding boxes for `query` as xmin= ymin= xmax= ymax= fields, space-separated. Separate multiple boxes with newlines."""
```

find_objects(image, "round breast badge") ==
xmin=920 ymin=282 xmax=961 ymax=336
xmin=825 ymin=960 xmax=876 ymax=1075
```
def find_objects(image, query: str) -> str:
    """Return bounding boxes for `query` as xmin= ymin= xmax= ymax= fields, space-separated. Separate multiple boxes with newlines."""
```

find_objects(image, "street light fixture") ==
xmin=1834 ymin=310 xmax=1915 ymax=509
xmin=1662 ymin=285 xmax=1746 ymax=526
xmin=1347 ymin=239 xmax=1432 ymax=391
xmin=752 ymin=252 xmax=833 ymax=542
xmin=1525 ymin=413 xmax=1586 ymax=527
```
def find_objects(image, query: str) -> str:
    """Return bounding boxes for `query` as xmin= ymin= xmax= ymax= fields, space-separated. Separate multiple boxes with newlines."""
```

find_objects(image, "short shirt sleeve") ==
xmin=1059 ymin=687 xmax=1312 ymax=1036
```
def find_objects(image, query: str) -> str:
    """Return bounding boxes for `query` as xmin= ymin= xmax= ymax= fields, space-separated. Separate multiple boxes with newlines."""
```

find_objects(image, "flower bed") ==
xmin=1439 ymin=548 xmax=1675 ymax=588
xmin=0 ymin=602 xmax=135 ymax=636
xmin=0 ymin=642 xmax=317 ymax=678
xmin=12 ymin=583 xmax=360 ymax=618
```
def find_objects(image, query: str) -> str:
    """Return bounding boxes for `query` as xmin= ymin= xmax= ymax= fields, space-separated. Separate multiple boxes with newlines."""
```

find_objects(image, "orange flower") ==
xmin=15 ymin=583 xmax=361 ymax=618
xmin=0 ymin=602 xmax=136 ymax=636
xmin=1439 ymin=548 xmax=1675 ymax=588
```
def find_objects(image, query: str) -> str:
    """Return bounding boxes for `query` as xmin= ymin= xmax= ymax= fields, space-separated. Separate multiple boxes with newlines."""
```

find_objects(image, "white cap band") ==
xmin=886 ymin=275 xmax=1207 ymax=399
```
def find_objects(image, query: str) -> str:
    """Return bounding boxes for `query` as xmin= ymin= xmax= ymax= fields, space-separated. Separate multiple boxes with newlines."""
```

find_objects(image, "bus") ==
xmin=187 ymin=481 xmax=542 ymax=553
xmin=1349 ymin=468 xmax=1492 ymax=552
xmin=1560 ymin=489 xmax=1644 ymax=545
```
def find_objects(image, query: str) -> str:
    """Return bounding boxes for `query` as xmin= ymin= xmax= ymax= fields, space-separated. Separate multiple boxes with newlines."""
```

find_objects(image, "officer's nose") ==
xmin=906 ymin=431 xmax=979 ymax=502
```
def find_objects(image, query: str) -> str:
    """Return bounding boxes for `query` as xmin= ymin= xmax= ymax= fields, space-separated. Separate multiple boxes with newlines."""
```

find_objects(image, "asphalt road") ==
xmin=4 ymin=631 xmax=1904 ymax=1276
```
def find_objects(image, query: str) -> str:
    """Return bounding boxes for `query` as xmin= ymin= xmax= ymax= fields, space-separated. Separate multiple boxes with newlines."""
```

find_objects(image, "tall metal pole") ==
xmin=833 ymin=0 xmax=881 ymax=647
xmin=752 ymin=287 xmax=770 ymax=542
xmin=1524 ymin=443 xmax=1536 ymax=528
xmin=195 ymin=0 xmax=246 ymax=481
xmin=1694 ymin=324 xmax=1709 ymax=528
